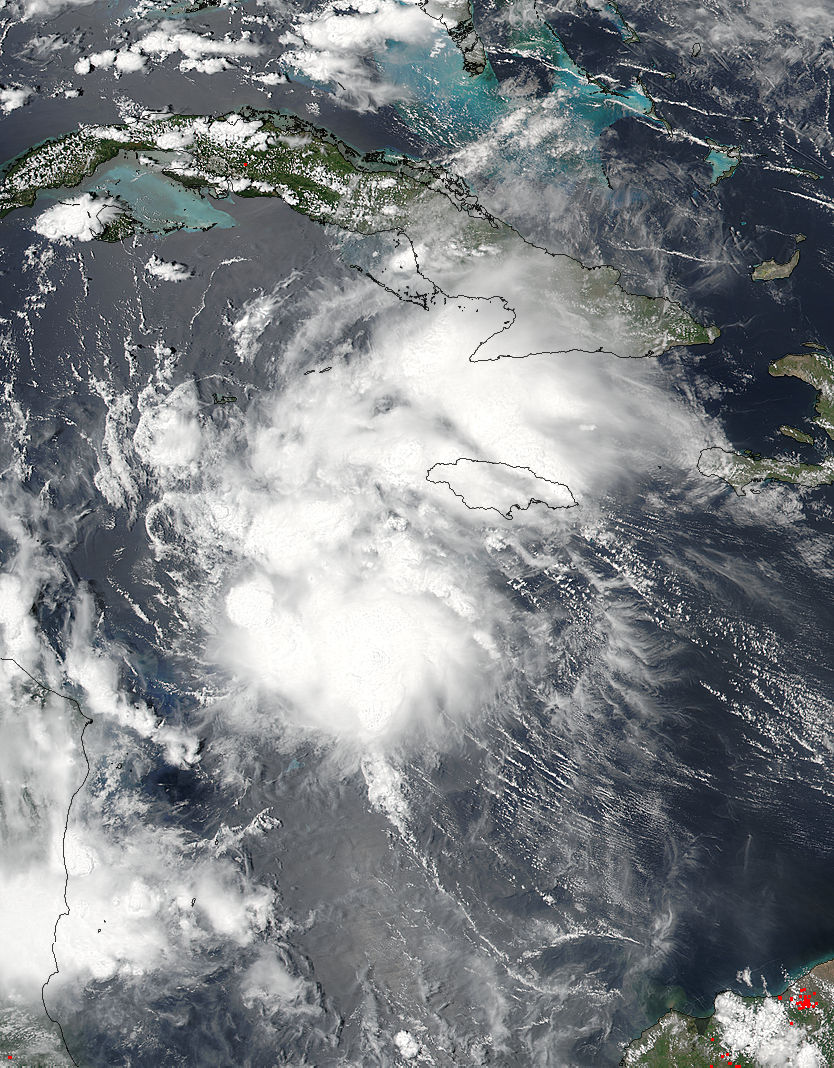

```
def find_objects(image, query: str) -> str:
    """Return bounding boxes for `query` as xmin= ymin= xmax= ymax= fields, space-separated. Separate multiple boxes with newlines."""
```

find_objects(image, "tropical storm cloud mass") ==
xmin=3 ymin=0 xmax=834 ymax=1065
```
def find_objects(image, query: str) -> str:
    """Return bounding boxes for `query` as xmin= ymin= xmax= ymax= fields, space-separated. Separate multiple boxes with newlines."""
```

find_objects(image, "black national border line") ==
xmin=347 ymin=229 xmax=699 ymax=366
xmin=0 ymin=657 xmax=91 ymax=1068
xmin=310 ymin=102 xmax=715 ymax=355
xmin=0 ymin=107 xmax=719 ymax=361
xmin=696 ymin=445 xmax=750 ymax=496
xmin=416 ymin=0 xmax=487 ymax=76
xmin=696 ymin=444 xmax=834 ymax=497
xmin=696 ymin=444 xmax=776 ymax=497
xmin=346 ymin=229 xmax=519 ymax=358
xmin=317 ymin=103 xmax=718 ymax=355
xmin=426 ymin=457 xmax=579 ymax=520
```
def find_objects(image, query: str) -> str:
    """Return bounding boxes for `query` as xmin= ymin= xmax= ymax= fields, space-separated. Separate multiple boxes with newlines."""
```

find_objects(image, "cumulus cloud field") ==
xmin=86 ymin=206 xmax=718 ymax=759
xmin=145 ymin=254 xmax=193 ymax=281
xmin=5 ymin=0 xmax=830 ymax=1059
xmin=0 ymin=484 xmax=295 ymax=1056
xmin=279 ymin=0 xmax=436 ymax=110
xmin=32 ymin=194 xmax=122 ymax=242
xmin=0 ymin=30 xmax=737 ymax=1056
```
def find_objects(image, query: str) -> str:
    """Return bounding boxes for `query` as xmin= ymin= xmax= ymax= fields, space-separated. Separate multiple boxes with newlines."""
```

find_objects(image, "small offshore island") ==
xmin=752 ymin=250 xmax=800 ymax=281
xmin=700 ymin=344 xmax=834 ymax=492
xmin=752 ymin=236 xmax=804 ymax=281
xmin=780 ymin=425 xmax=815 ymax=445
xmin=622 ymin=959 xmax=834 ymax=1066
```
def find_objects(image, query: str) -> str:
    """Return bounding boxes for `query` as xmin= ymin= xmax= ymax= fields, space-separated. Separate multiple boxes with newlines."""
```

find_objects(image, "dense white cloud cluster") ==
xmin=426 ymin=458 xmax=576 ymax=518
xmin=108 ymin=223 xmax=717 ymax=748
xmin=134 ymin=380 xmax=203 ymax=472
xmin=5 ymin=0 xmax=827 ymax=1060
xmin=0 ymin=639 xmax=80 ymax=1011
xmin=0 ymin=84 xmax=33 ymax=112
xmin=74 ymin=27 xmax=263 ymax=77
xmin=55 ymin=819 xmax=274 ymax=987
xmin=0 ymin=477 xmax=284 ymax=1046
xmin=137 ymin=26 xmax=263 ymax=71
xmin=15 ymin=0 xmax=95 ymax=20
xmin=229 ymin=273 xmax=304 ymax=362
xmin=32 ymin=194 xmax=122 ymax=242
xmin=144 ymin=254 xmax=193 ymax=282
xmin=715 ymin=991 xmax=824 ymax=1067
xmin=394 ymin=1029 xmax=421 ymax=1059
xmin=73 ymin=48 xmax=146 ymax=74
xmin=136 ymin=370 xmax=505 ymax=740
xmin=280 ymin=0 xmax=437 ymax=110
xmin=238 ymin=947 xmax=318 ymax=1014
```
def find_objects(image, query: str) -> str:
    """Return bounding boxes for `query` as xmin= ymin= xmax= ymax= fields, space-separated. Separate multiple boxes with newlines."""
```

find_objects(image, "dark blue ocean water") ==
xmin=4 ymin=0 xmax=834 ymax=1063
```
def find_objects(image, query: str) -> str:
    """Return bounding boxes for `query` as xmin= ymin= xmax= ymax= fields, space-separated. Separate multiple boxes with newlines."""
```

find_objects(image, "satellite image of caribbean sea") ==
xmin=1 ymin=0 xmax=834 ymax=1064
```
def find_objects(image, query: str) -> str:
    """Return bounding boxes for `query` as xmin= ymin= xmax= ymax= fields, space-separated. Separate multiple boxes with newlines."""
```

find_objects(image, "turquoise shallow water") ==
xmin=501 ymin=18 xmax=658 ymax=132
xmin=286 ymin=9 xmax=661 ymax=185
xmin=603 ymin=0 xmax=638 ymax=42
xmin=87 ymin=163 xmax=236 ymax=232
xmin=382 ymin=36 xmax=502 ymax=146
xmin=706 ymin=147 xmax=739 ymax=184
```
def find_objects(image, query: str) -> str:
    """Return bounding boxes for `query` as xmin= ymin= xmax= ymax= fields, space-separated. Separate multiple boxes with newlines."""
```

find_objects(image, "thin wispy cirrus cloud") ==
xmin=108 ymin=216 xmax=721 ymax=756
xmin=0 ymin=476 xmax=287 ymax=1058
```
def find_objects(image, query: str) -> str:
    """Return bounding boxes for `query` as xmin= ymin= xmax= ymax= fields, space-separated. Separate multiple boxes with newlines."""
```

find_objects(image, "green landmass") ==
xmin=0 ymin=108 xmax=719 ymax=357
xmin=752 ymin=249 xmax=800 ymax=281
xmin=0 ymin=110 xmax=473 ymax=234
xmin=698 ymin=345 xmax=834 ymax=492
xmin=698 ymin=446 xmax=834 ymax=492
xmin=98 ymin=207 xmax=139 ymax=242
xmin=622 ymin=960 xmax=834 ymax=1066
xmin=769 ymin=346 xmax=834 ymax=439
xmin=779 ymin=425 xmax=814 ymax=444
